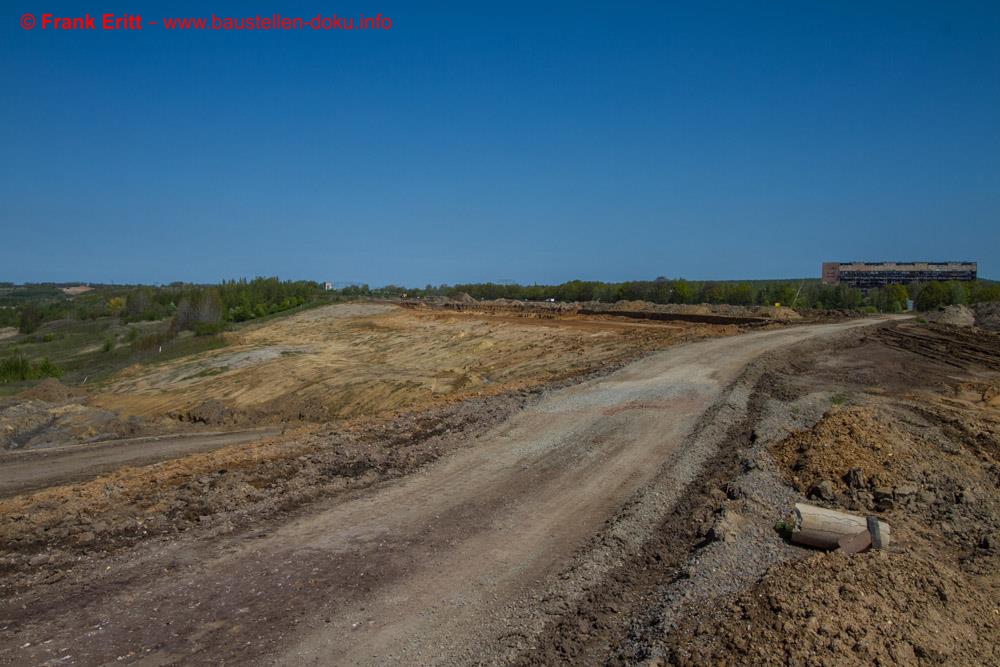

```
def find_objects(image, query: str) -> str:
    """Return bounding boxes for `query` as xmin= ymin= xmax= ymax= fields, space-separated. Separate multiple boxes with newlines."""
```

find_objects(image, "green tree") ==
xmin=17 ymin=303 xmax=45 ymax=334
xmin=915 ymin=281 xmax=950 ymax=311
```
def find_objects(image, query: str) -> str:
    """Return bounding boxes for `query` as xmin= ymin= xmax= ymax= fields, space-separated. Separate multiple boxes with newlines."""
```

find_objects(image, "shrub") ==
xmin=915 ymin=281 xmax=951 ymax=311
xmin=17 ymin=304 xmax=45 ymax=334
xmin=192 ymin=321 xmax=226 ymax=336
xmin=131 ymin=331 xmax=175 ymax=355
xmin=0 ymin=355 xmax=63 ymax=383
xmin=106 ymin=296 xmax=126 ymax=316
xmin=173 ymin=289 xmax=223 ymax=332
xmin=971 ymin=282 xmax=1000 ymax=303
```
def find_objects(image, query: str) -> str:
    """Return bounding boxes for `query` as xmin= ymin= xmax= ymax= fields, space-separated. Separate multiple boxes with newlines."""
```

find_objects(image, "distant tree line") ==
xmin=2 ymin=277 xmax=998 ymax=339
xmin=399 ymin=278 xmax=999 ymax=313
xmin=908 ymin=279 xmax=1000 ymax=311
xmin=123 ymin=277 xmax=325 ymax=332
xmin=1 ymin=277 xmax=327 ymax=335
xmin=402 ymin=278 xmax=869 ymax=310
xmin=330 ymin=278 xmax=853 ymax=309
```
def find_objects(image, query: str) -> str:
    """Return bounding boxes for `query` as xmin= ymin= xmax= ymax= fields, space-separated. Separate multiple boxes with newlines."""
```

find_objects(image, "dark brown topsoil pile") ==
xmin=665 ymin=548 xmax=996 ymax=665
xmin=17 ymin=378 xmax=82 ymax=402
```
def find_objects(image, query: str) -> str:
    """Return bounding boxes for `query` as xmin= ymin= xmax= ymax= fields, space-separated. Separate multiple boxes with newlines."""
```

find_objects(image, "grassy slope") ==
xmin=0 ymin=318 xmax=227 ymax=396
xmin=0 ymin=296 xmax=350 ymax=396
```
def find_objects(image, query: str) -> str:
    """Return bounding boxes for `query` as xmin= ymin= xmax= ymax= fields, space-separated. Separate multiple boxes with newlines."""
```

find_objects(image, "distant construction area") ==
xmin=822 ymin=261 xmax=977 ymax=289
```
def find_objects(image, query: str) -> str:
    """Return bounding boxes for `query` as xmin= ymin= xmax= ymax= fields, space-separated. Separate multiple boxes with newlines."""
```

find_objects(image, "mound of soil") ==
xmin=170 ymin=399 xmax=247 ymax=426
xmin=975 ymin=302 xmax=1000 ymax=331
xmin=924 ymin=304 xmax=976 ymax=327
xmin=0 ymin=399 xmax=144 ymax=451
xmin=663 ymin=549 xmax=997 ymax=666
xmin=4 ymin=381 xmax=151 ymax=451
xmin=771 ymin=405 xmax=908 ymax=497
xmin=18 ymin=378 xmax=82 ymax=402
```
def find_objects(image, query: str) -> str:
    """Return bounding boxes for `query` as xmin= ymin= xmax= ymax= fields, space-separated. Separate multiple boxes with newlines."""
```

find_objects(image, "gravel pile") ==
xmin=924 ymin=304 xmax=975 ymax=327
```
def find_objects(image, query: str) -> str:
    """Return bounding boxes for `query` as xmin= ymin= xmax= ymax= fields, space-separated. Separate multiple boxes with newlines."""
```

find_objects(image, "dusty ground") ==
xmin=0 ymin=301 xmax=743 ymax=581
xmin=0 ymin=318 xmax=882 ymax=666
xmin=1 ymin=302 xmax=735 ymax=492
xmin=89 ymin=303 xmax=735 ymax=424
xmin=644 ymin=323 xmax=1000 ymax=666
xmin=524 ymin=321 xmax=999 ymax=667
xmin=6 ymin=308 xmax=995 ymax=667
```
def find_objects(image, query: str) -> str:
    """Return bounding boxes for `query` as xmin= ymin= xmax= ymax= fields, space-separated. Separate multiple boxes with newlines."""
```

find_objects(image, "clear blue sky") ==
xmin=3 ymin=1 xmax=998 ymax=285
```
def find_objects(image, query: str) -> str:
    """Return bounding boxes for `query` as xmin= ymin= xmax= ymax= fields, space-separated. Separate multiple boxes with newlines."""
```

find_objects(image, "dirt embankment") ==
xmin=922 ymin=302 xmax=1000 ymax=330
xmin=404 ymin=296 xmax=810 ymax=324
xmin=924 ymin=303 xmax=977 ymax=327
xmin=1 ymin=379 xmax=153 ymax=451
xmin=974 ymin=302 xmax=1000 ymax=331
xmin=3 ymin=303 xmax=738 ymax=452
xmin=637 ymin=323 xmax=1000 ymax=666
xmin=89 ymin=303 xmax=738 ymax=426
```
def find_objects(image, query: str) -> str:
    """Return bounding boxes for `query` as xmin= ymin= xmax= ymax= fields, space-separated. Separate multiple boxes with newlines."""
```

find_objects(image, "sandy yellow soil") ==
xmin=90 ymin=303 xmax=731 ymax=422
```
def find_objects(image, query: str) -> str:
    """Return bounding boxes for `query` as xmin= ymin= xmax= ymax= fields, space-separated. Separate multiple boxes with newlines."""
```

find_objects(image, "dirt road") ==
xmin=1 ymin=319 xmax=885 ymax=667
xmin=0 ymin=427 xmax=283 ymax=497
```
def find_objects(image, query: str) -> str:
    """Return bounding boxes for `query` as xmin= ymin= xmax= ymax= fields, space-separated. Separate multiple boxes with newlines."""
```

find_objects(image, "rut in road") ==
xmin=1 ymin=319 xmax=885 ymax=667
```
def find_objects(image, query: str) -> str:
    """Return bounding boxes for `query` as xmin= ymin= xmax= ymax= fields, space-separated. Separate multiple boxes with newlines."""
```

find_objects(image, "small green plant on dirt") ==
xmin=774 ymin=519 xmax=795 ymax=541
xmin=831 ymin=392 xmax=851 ymax=406
xmin=102 ymin=336 xmax=115 ymax=353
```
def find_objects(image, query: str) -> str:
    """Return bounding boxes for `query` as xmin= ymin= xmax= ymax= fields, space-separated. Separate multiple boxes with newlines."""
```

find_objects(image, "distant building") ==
xmin=821 ymin=261 xmax=977 ymax=289
xmin=323 ymin=282 xmax=333 ymax=291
